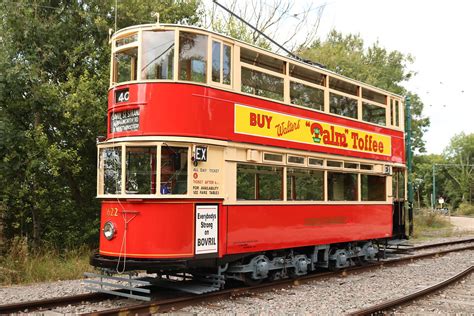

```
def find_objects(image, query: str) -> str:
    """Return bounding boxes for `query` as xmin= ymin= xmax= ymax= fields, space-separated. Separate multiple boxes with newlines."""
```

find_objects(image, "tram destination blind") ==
xmin=110 ymin=109 xmax=140 ymax=133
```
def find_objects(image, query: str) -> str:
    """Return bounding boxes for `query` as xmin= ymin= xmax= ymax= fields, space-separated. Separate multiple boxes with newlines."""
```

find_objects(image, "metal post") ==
xmin=405 ymin=95 xmax=413 ymax=237
xmin=432 ymin=164 xmax=436 ymax=209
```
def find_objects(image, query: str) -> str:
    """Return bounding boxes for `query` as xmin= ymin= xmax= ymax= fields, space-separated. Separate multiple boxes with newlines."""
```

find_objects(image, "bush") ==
xmin=0 ymin=237 xmax=92 ymax=285
xmin=456 ymin=202 xmax=474 ymax=216
xmin=413 ymin=209 xmax=452 ymax=239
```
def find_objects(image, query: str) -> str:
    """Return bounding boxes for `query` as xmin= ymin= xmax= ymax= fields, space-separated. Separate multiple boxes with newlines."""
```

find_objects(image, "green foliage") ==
xmin=0 ymin=0 xmax=202 ymax=249
xmin=413 ymin=209 xmax=452 ymax=239
xmin=298 ymin=30 xmax=430 ymax=153
xmin=0 ymin=237 xmax=91 ymax=285
xmin=412 ymin=133 xmax=473 ymax=210
xmin=456 ymin=203 xmax=474 ymax=216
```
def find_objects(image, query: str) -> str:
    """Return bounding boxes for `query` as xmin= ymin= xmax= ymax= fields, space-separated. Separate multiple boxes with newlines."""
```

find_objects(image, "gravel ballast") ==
xmin=0 ymin=237 xmax=472 ymax=314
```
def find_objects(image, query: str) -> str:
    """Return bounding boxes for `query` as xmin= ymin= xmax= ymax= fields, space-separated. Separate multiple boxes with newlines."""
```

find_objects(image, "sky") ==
xmin=314 ymin=0 xmax=474 ymax=154
xmin=210 ymin=0 xmax=474 ymax=154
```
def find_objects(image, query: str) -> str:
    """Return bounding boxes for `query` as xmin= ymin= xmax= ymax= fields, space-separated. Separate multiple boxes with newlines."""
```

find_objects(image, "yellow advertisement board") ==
xmin=234 ymin=104 xmax=391 ymax=156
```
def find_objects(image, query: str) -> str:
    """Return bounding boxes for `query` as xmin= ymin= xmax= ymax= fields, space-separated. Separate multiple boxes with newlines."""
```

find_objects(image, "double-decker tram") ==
xmin=91 ymin=21 xmax=409 ymax=295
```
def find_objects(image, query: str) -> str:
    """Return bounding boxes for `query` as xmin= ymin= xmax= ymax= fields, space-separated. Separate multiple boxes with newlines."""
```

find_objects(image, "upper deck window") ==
xmin=178 ymin=31 xmax=208 ymax=83
xmin=241 ymin=67 xmax=284 ymax=101
xmin=329 ymin=77 xmax=359 ymax=96
xmin=212 ymin=40 xmax=232 ymax=85
xmin=290 ymin=82 xmax=324 ymax=111
xmin=116 ymin=33 xmax=138 ymax=47
xmin=391 ymin=99 xmax=400 ymax=127
xmin=114 ymin=47 xmax=138 ymax=83
xmin=329 ymin=93 xmax=357 ymax=119
xmin=240 ymin=47 xmax=285 ymax=74
xmin=142 ymin=30 xmax=175 ymax=80
xmin=290 ymin=64 xmax=325 ymax=86
xmin=362 ymin=102 xmax=386 ymax=126
xmin=362 ymin=88 xmax=386 ymax=104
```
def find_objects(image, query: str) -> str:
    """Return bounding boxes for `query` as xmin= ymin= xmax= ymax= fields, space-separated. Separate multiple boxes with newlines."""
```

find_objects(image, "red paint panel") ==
xmin=99 ymin=201 xmax=195 ymax=258
xmin=107 ymin=83 xmax=405 ymax=163
xmin=225 ymin=204 xmax=392 ymax=255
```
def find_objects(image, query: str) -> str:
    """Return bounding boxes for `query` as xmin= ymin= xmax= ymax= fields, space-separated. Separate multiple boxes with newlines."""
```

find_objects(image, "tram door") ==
xmin=392 ymin=168 xmax=407 ymax=239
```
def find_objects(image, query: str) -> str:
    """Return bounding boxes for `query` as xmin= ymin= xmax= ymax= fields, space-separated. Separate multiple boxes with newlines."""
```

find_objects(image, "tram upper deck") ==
xmin=107 ymin=23 xmax=405 ymax=164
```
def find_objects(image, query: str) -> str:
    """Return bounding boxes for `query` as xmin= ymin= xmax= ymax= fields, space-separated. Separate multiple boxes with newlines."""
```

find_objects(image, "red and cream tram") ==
xmin=92 ymin=22 xmax=408 ymax=288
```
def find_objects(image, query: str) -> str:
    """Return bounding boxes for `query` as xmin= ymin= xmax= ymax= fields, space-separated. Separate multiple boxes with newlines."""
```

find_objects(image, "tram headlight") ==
xmin=103 ymin=221 xmax=116 ymax=240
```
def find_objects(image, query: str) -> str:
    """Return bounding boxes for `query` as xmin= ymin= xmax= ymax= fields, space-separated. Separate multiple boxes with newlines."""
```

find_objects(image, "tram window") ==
xmin=263 ymin=152 xmax=283 ymax=163
xmin=329 ymin=93 xmax=358 ymax=119
xmin=125 ymin=147 xmax=157 ymax=194
xmin=114 ymin=48 xmax=138 ymax=83
xmin=212 ymin=41 xmax=221 ymax=82
xmin=101 ymin=147 xmax=122 ymax=195
xmin=329 ymin=77 xmax=359 ymax=96
xmin=237 ymin=164 xmax=283 ymax=200
xmin=223 ymin=44 xmax=232 ymax=84
xmin=344 ymin=162 xmax=359 ymax=169
xmin=392 ymin=169 xmax=405 ymax=200
xmin=211 ymin=41 xmax=232 ymax=85
xmin=288 ymin=155 xmax=305 ymax=165
xmin=141 ymin=30 xmax=175 ymax=80
xmin=290 ymin=81 xmax=324 ymax=111
xmin=240 ymin=47 xmax=285 ymax=74
xmin=362 ymin=102 xmax=386 ymax=126
xmin=178 ymin=32 xmax=208 ymax=83
xmin=160 ymin=146 xmax=188 ymax=195
xmin=328 ymin=172 xmax=358 ymax=201
xmin=327 ymin=160 xmax=343 ymax=168
xmin=360 ymin=164 xmax=374 ymax=171
xmin=361 ymin=174 xmax=386 ymax=201
xmin=116 ymin=33 xmax=138 ymax=47
xmin=289 ymin=64 xmax=325 ymax=86
xmin=390 ymin=99 xmax=394 ymax=125
xmin=362 ymin=89 xmax=386 ymax=104
xmin=394 ymin=100 xmax=400 ymax=126
xmin=308 ymin=158 xmax=324 ymax=167
xmin=287 ymin=168 xmax=324 ymax=201
xmin=241 ymin=67 xmax=284 ymax=101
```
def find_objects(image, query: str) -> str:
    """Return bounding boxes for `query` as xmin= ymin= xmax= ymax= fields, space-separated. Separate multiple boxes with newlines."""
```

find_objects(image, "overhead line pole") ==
xmin=405 ymin=95 xmax=413 ymax=237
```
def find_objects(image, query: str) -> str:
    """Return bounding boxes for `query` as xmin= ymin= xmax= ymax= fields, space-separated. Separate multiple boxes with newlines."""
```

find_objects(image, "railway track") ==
xmin=348 ymin=265 xmax=474 ymax=315
xmin=1 ymin=238 xmax=473 ymax=315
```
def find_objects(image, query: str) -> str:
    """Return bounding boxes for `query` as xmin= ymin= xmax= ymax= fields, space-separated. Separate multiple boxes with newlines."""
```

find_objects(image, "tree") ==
xmin=0 ymin=0 xmax=202 ymax=248
xmin=205 ymin=0 xmax=325 ymax=51
xmin=297 ymin=30 xmax=430 ymax=153
xmin=442 ymin=133 xmax=474 ymax=206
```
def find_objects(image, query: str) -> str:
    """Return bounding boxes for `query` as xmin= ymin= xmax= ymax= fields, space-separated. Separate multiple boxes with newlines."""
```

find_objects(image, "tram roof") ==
xmin=111 ymin=23 xmax=404 ymax=99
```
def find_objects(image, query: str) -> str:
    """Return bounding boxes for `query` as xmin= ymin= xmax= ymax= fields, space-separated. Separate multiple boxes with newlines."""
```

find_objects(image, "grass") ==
xmin=455 ymin=202 xmax=474 ymax=216
xmin=412 ymin=209 xmax=454 ymax=240
xmin=0 ymin=237 xmax=92 ymax=286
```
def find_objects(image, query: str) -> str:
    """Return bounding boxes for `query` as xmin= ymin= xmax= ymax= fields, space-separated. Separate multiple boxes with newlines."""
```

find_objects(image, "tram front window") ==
xmin=125 ymin=147 xmax=157 ymax=194
xmin=160 ymin=146 xmax=188 ymax=194
xmin=101 ymin=147 xmax=122 ymax=195
xmin=114 ymin=47 xmax=138 ymax=83
xmin=142 ymin=30 xmax=175 ymax=80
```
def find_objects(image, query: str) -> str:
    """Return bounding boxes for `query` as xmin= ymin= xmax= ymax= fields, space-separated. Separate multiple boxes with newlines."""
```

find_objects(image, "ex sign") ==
xmin=194 ymin=146 xmax=207 ymax=162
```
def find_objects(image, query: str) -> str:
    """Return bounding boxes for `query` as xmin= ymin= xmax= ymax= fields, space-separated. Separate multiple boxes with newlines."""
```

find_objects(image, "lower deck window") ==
xmin=361 ymin=174 xmax=386 ymax=201
xmin=287 ymin=168 xmax=323 ymax=201
xmin=102 ymin=147 xmax=122 ymax=194
xmin=125 ymin=147 xmax=156 ymax=194
xmin=328 ymin=172 xmax=357 ymax=201
xmin=160 ymin=146 xmax=188 ymax=194
xmin=237 ymin=164 xmax=283 ymax=200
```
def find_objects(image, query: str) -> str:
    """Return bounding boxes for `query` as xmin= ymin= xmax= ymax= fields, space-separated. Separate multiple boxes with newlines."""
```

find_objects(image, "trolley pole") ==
xmin=405 ymin=95 xmax=414 ymax=237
